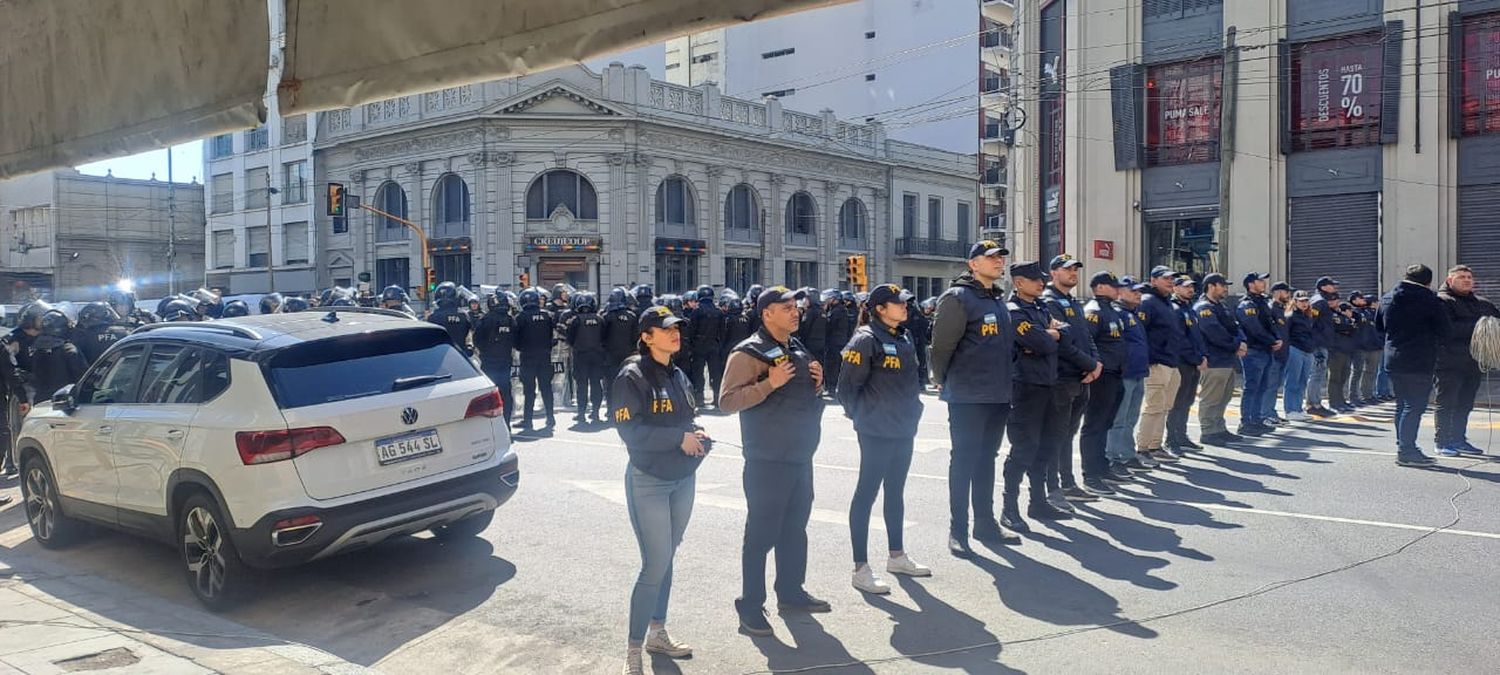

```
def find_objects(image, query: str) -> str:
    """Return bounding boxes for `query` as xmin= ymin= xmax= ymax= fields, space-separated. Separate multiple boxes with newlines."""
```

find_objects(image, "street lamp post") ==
xmin=266 ymin=186 xmax=280 ymax=292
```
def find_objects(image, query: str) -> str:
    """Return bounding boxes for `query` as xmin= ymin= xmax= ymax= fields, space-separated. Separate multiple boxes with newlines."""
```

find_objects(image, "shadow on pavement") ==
xmin=1076 ymin=507 xmax=1214 ymax=563
xmin=1198 ymin=454 xmax=1300 ymax=479
xmin=1026 ymin=522 xmax=1178 ymax=591
xmin=972 ymin=542 xmax=1158 ymax=640
xmin=1161 ymin=463 xmax=1296 ymax=497
xmin=861 ymin=576 xmax=1017 ymax=674
xmin=749 ymin=613 xmax=874 ymax=675
xmin=1122 ymin=474 xmax=1254 ymax=508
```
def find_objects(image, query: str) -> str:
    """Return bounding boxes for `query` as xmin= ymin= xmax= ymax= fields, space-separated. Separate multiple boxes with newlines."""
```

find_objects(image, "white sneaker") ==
xmin=886 ymin=554 xmax=932 ymax=577
xmin=644 ymin=628 xmax=692 ymax=658
xmin=1285 ymin=411 xmax=1311 ymax=421
xmin=622 ymin=647 xmax=644 ymax=675
xmin=852 ymin=565 xmax=891 ymax=594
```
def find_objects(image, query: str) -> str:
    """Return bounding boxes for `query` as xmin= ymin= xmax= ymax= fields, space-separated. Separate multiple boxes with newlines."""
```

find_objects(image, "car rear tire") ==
xmin=179 ymin=493 xmax=254 ymax=611
xmin=430 ymin=509 xmax=494 ymax=540
xmin=20 ymin=457 xmax=81 ymax=549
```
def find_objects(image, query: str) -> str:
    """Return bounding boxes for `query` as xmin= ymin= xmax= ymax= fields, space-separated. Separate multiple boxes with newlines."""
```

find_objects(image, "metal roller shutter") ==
xmin=1458 ymin=184 xmax=1500 ymax=285
xmin=1288 ymin=192 xmax=1380 ymax=294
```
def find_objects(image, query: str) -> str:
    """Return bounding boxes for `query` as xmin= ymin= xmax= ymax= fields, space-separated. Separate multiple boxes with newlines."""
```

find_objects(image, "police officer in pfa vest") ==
xmin=1163 ymin=275 xmax=1207 ymax=459
xmin=72 ymin=302 xmax=129 ymax=366
xmin=427 ymin=282 xmax=474 ymax=356
xmin=22 ymin=310 xmax=89 ymax=409
xmin=685 ymin=285 xmax=725 ymax=408
xmin=566 ymin=291 xmax=608 ymax=425
xmin=795 ymin=289 xmax=829 ymax=396
xmin=824 ymin=288 xmax=854 ymax=397
xmin=602 ymin=287 xmax=640 ymax=387
xmin=106 ymin=287 xmax=157 ymax=327
xmin=1 ymin=334 xmax=28 ymax=480
xmin=902 ymin=296 xmax=932 ymax=387
xmin=515 ymin=288 xmax=558 ymax=432
xmin=929 ymin=240 xmax=1017 ymax=554
xmin=1237 ymin=272 xmax=1283 ymax=436
xmin=1077 ymin=272 xmax=1131 ymax=496
xmin=474 ymin=289 xmax=518 ymax=425
xmin=1195 ymin=274 xmax=1247 ymax=445
xmin=718 ymin=286 xmax=828 ymax=636
xmin=1041 ymin=254 xmax=1101 ymax=510
xmin=1002 ymin=261 xmax=1071 ymax=532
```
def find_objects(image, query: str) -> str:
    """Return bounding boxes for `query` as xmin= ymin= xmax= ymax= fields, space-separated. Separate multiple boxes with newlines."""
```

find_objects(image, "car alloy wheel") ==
xmin=183 ymin=506 xmax=227 ymax=601
xmin=23 ymin=466 xmax=55 ymax=542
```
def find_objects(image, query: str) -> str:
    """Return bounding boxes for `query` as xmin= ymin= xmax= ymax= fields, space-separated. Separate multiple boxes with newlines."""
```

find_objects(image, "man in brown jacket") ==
xmin=718 ymin=286 xmax=827 ymax=636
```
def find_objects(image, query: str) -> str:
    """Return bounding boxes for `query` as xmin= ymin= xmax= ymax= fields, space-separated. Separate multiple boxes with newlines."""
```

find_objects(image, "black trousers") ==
xmin=1079 ymin=372 xmax=1124 ymax=481
xmin=849 ymin=432 xmax=913 ymax=564
xmin=708 ymin=351 xmax=728 ymax=405
xmin=740 ymin=459 xmax=814 ymax=607
xmin=686 ymin=348 xmax=716 ymax=405
xmin=0 ymin=393 xmax=15 ymax=472
xmin=1435 ymin=367 xmax=1483 ymax=447
xmin=1328 ymin=350 xmax=1353 ymax=408
xmin=1167 ymin=364 xmax=1201 ymax=444
xmin=1005 ymin=383 xmax=1063 ymax=505
xmin=946 ymin=402 xmax=1010 ymax=535
xmin=572 ymin=351 xmax=607 ymax=419
xmin=518 ymin=358 xmax=555 ymax=425
xmin=1046 ymin=379 xmax=1088 ymax=492
xmin=915 ymin=344 xmax=930 ymax=385
xmin=822 ymin=350 xmax=842 ymax=396
xmin=480 ymin=361 xmax=514 ymax=424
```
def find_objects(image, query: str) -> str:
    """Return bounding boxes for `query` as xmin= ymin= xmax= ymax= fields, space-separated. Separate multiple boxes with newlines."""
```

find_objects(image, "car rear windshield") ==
xmin=265 ymin=328 xmax=481 ymax=409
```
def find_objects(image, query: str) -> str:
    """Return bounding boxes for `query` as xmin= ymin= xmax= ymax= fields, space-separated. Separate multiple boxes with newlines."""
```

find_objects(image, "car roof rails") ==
xmin=317 ymin=306 xmax=414 ymax=323
xmin=132 ymin=322 xmax=263 ymax=341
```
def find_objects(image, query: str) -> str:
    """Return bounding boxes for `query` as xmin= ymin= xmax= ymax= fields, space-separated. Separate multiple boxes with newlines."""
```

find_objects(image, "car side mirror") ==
xmin=51 ymin=384 xmax=77 ymax=414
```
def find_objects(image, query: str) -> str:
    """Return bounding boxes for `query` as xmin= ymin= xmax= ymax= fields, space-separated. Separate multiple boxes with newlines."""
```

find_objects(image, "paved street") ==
xmin=3 ymin=391 xmax=1500 ymax=674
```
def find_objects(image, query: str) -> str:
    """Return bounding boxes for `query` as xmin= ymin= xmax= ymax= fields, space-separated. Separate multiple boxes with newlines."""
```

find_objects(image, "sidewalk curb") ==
xmin=0 ymin=552 xmax=376 ymax=674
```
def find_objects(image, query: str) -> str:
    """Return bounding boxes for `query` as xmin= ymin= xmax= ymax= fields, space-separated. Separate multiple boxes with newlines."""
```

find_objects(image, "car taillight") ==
xmin=465 ymin=389 xmax=503 ymax=419
xmin=235 ymin=426 xmax=346 ymax=465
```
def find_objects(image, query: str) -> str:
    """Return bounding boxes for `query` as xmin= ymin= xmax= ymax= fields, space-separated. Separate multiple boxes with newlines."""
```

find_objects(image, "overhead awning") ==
xmin=0 ymin=0 xmax=847 ymax=179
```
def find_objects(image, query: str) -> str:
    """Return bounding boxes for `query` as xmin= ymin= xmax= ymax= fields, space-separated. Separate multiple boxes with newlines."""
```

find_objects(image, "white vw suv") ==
xmin=15 ymin=308 xmax=519 ymax=609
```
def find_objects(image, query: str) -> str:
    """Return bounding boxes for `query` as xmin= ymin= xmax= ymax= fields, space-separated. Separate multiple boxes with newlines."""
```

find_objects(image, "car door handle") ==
xmin=96 ymin=426 xmax=113 ymax=435
xmin=166 ymin=430 xmax=186 ymax=439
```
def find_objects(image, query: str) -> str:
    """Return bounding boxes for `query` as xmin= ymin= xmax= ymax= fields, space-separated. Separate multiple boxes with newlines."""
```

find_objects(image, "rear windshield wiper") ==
xmin=390 ymin=373 xmax=453 ymax=392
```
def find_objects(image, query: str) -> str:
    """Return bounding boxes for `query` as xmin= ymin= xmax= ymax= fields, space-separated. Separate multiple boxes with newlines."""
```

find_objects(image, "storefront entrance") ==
xmin=1145 ymin=216 xmax=1218 ymax=279
xmin=538 ymin=257 xmax=590 ymax=291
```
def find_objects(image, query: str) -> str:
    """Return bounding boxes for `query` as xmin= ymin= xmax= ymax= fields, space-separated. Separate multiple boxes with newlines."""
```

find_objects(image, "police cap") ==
xmin=967 ymin=239 xmax=1009 ymax=259
xmin=755 ymin=285 xmax=807 ymax=314
xmin=1009 ymin=261 xmax=1047 ymax=281
xmin=639 ymin=304 xmax=685 ymax=331
xmin=1242 ymin=271 xmax=1270 ymax=287
xmin=1049 ymin=254 xmax=1083 ymax=270
xmin=1203 ymin=273 xmax=1230 ymax=287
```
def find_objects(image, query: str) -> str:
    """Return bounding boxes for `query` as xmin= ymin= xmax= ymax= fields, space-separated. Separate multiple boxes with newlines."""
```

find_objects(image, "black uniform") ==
xmin=473 ymin=310 xmax=517 ymax=424
xmin=602 ymin=306 xmax=639 ymax=382
xmin=24 ymin=340 xmax=89 ymax=406
xmin=515 ymin=306 xmax=557 ymax=429
xmin=72 ymin=324 xmax=130 ymax=366
xmin=566 ymin=309 xmax=608 ymax=423
xmin=1041 ymin=284 xmax=1098 ymax=495
xmin=1003 ymin=292 xmax=1062 ymax=518
xmin=685 ymin=301 xmax=724 ymax=406
xmin=823 ymin=303 xmax=853 ymax=396
xmin=903 ymin=308 xmax=932 ymax=385
xmin=428 ymin=306 xmax=474 ymax=356
xmin=718 ymin=310 xmax=753 ymax=406
xmin=610 ymin=355 xmax=702 ymax=479
xmin=1079 ymin=297 xmax=1127 ymax=484
xmin=796 ymin=303 xmax=828 ymax=379
xmin=1 ymin=345 xmax=26 ymax=474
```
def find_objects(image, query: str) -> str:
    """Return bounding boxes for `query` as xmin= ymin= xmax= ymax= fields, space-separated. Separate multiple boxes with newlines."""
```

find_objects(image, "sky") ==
xmin=69 ymin=42 xmax=662 ymax=184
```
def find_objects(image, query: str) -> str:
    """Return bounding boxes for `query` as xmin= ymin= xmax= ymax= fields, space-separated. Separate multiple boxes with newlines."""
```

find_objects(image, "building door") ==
xmin=431 ymin=251 xmax=472 ymax=288
xmin=1145 ymin=216 xmax=1218 ymax=278
xmin=1288 ymin=193 xmax=1379 ymax=293
xmin=376 ymin=257 xmax=410 ymax=294
xmin=1459 ymin=184 xmax=1500 ymax=286
xmin=538 ymin=257 xmax=589 ymax=291
xmin=655 ymin=253 xmax=698 ymax=295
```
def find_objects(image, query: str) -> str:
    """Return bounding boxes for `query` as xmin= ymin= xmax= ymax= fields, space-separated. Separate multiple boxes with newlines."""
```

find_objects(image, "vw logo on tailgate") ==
xmin=401 ymin=407 xmax=419 ymax=426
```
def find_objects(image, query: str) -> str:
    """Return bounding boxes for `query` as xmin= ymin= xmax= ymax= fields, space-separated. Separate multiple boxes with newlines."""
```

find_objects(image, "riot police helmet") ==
xmin=77 ymin=302 xmax=119 ymax=329
xmin=820 ymin=288 xmax=839 ymax=304
xmin=283 ymin=297 xmax=310 ymax=313
xmin=607 ymin=287 xmax=629 ymax=311
xmin=17 ymin=301 xmax=54 ymax=333
xmin=160 ymin=299 xmax=198 ymax=322
xmin=519 ymin=288 xmax=542 ymax=309
xmin=220 ymin=300 xmax=251 ymax=318
xmin=575 ymin=291 xmax=599 ymax=313
xmin=105 ymin=288 xmax=137 ymax=315
xmin=259 ymin=292 xmax=284 ymax=314
xmin=380 ymin=285 xmax=408 ymax=304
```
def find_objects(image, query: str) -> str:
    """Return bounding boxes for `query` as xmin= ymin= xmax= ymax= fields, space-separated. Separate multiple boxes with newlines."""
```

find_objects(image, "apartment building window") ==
xmin=725 ymin=183 xmax=760 ymax=242
xmin=246 ymin=127 xmax=269 ymax=152
xmin=665 ymin=63 xmax=681 ymax=71
xmin=375 ymin=182 xmax=410 ymax=241
xmin=785 ymin=191 xmax=817 ymax=246
xmin=902 ymin=193 xmax=918 ymax=238
xmin=927 ymin=197 xmax=943 ymax=240
xmin=210 ymin=173 xmax=233 ymax=214
xmin=245 ymin=167 xmax=270 ymax=209
xmin=1460 ymin=14 xmax=1500 ymax=135
xmin=526 ymin=169 xmax=598 ymax=220
xmin=655 ymin=175 xmax=697 ymax=237
xmin=982 ymin=68 xmax=1008 ymax=94
xmin=282 ymin=115 xmax=307 ymax=144
xmin=865 ymin=31 xmax=876 ymax=39
xmin=725 ymin=257 xmax=762 ymax=290
xmin=212 ymin=230 xmax=235 ymax=269
xmin=433 ymin=173 xmax=471 ymax=238
xmin=283 ymin=222 xmax=309 ymax=265
xmin=1146 ymin=57 xmax=1223 ymax=166
xmin=957 ymin=202 xmax=972 ymax=243
xmin=691 ymin=53 xmax=716 ymax=64
xmin=785 ymin=261 xmax=818 ymax=289
xmin=246 ymin=226 xmax=269 ymax=268
xmin=838 ymin=198 xmax=867 ymax=246
xmin=1288 ymin=32 xmax=1384 ymax=152
xmin=282 ymin=161 xmax=307 ymax=204
xmin=208 ymin=134 xmax=234 ymax=159
xmin=762 ymin=88 xmax=796 ymax=98
xmin=865 ymin=74 xmax=876 ymax=82
xmin=761 ymin=48 xmax=795 ymax=59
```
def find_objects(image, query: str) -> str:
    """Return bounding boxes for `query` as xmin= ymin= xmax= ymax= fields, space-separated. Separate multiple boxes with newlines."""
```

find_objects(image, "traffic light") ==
xmin=845 ymin=255 xmax=868 ymax=292
xmin=425 ymin=268 xmax=437 ymax=292
xmin=326 ymin=182 xmax=345 ymax=217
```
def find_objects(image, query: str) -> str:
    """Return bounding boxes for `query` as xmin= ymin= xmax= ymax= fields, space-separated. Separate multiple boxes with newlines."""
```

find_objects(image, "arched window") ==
xmin=655 ymin=175 xmax=698 ymax=237
xmin=526 ymin=169 xmax=598 ymax=220
xmin=432 ymin=174 xmax=470 ymax=233
xmin=785 ymin=191 xmax=817 ymax=246
xmin=839 ymin=198 xmax=867 ymax=245
xmin=375 ymin=182 xmax=409 ymax=241
xmin=724 ymin=183 xmax=760 ymax=242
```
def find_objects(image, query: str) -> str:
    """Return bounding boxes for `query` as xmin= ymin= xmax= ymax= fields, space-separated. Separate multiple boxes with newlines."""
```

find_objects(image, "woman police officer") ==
xmin=610 ymin=305 xmax=711 ymax=675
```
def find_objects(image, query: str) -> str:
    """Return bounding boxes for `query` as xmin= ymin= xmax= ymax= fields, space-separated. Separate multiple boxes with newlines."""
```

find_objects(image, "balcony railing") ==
xmin=895 ymin=237 xmax=968 ymax=258
xmin=983 ymin=169 xmax=1007 ymax=186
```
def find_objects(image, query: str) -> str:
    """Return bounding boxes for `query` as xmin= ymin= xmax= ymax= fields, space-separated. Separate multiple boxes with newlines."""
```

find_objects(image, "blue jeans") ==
xmin=1261 ymin=357 xmax=1286 ymax=419
xmin=1107 ymin=377 xmax=1145 ymax=463
xmin=625 ymin=467 xmax=696 ymax=643
xmin=1240 ymin=350 xmax=1274 ymax=425
xmin=1376 ymin=353 xmax=1393 ymax=397
xmin=1390 ymin=372 xmax=1435 ymax=454
xmin=1308 ymin=347 xmax=1330 ymax=406
xmin=1282 ymin=347 xmax=1313 ymax=413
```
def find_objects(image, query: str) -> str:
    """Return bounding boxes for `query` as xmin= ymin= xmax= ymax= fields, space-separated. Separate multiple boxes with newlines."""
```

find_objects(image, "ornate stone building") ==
xmin=312 ymin=63 xmax=977 ymax=298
